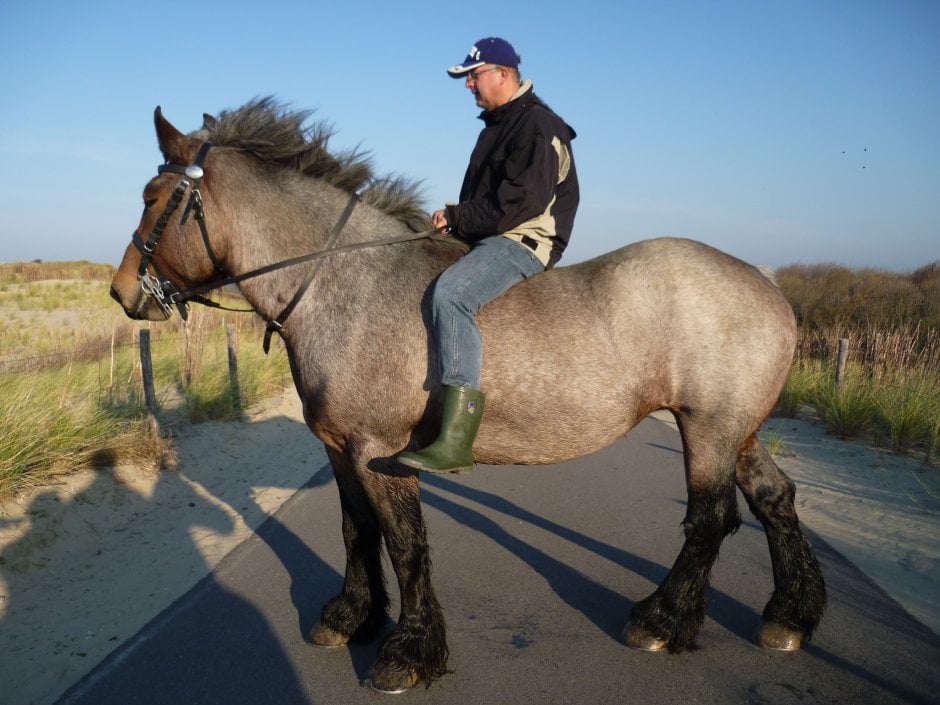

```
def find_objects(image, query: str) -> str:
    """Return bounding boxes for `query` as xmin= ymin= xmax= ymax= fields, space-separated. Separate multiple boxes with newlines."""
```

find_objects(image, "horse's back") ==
xmin=475 ymin=237 xmax=795 ymax=464
xmin=576 ymin=237 xmax=795 ymax=356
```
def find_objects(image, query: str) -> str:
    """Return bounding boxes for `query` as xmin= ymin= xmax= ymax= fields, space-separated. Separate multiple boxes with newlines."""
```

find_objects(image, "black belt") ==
xmin=521 ymin=235 xmax=539 ymax=251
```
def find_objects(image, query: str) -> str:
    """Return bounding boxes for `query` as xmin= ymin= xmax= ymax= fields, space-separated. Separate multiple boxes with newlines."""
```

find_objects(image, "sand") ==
xmin=760 ymin=414 xmax=940 ymax=634
xmin=0 ymin=392 xmax=328 ymax=705
xmin=1 ymin=393 xmax=937 ymax=705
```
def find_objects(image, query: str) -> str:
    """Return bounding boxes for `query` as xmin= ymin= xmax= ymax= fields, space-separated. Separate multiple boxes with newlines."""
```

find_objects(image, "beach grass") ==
xmin=0 ymin=265 xmax=292 ymax=498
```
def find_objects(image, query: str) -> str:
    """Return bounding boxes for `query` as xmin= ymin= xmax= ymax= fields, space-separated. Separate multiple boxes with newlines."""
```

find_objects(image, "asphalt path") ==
xmin=56 ymin=418 xmax=940 ymax=705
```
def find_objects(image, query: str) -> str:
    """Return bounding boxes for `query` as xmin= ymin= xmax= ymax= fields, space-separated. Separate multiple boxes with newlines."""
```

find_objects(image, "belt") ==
xmin=521 ymin=235 xmax=539 ymax=251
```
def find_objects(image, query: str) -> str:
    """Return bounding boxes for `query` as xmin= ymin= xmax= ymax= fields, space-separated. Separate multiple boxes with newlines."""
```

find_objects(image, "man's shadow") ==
xmin=0 ymin=413 xmax=339 ymax=705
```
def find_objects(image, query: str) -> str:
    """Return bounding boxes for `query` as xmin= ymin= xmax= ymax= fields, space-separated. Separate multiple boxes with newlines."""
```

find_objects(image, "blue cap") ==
xmin=447 ymin=37 xmax=521 ymax=78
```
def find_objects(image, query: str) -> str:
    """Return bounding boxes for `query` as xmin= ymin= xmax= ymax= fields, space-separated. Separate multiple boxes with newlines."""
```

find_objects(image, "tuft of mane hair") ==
xmin=755 ymin=264 xmax=778 ymax=286
xmin=199 ymin=97 xmax=432 ymax=232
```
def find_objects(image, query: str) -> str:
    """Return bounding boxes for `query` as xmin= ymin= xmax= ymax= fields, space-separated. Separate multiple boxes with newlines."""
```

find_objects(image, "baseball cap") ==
xmin=447 ymin=37 xmax=521 ymax=78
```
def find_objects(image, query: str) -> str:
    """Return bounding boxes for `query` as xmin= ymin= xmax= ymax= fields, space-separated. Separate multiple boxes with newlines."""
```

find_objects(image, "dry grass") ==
xmin=0 ymin=262 xmax=292 ymax=499
xmin=776 ymin=262 xmax=940 ymax=463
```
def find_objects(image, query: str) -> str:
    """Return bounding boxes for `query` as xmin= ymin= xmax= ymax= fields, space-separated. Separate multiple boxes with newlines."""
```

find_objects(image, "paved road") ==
xmin=56 ymin=418 xmax=939 ymax=704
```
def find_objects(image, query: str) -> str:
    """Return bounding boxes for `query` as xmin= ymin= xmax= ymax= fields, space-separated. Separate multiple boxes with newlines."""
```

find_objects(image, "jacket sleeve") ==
xmin=448 ymin=129 xmax=559 ymax=239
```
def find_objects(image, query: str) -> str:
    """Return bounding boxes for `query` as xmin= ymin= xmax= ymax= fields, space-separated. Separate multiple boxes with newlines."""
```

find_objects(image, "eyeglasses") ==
xmin=466 ymin=66 xmax=500 ymax=82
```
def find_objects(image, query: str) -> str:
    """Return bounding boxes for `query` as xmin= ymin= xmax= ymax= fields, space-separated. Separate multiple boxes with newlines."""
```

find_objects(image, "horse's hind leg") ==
xmin=308 ymin=448 xmax=390 ymax=647
xmin=735 ymin=434 xmax=826 ymax=649
xmin=626 ymin=431 xmax=742 ymax=652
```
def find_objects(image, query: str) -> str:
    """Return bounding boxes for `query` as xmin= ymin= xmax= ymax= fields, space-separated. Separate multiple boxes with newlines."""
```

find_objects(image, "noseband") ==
xmin=130 ymin=141 xmax=442 ymax=351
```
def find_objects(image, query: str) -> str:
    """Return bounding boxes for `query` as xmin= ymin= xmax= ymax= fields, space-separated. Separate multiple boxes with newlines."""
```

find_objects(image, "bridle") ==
xmin=132 ymin=142 xmax=219 ymax=321
xmin=130 ymin=141 xmax=443 ymax=352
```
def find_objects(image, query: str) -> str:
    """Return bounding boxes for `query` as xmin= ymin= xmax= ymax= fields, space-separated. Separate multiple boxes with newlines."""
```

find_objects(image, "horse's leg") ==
xmin=735 ymin=433 xmax=826 ymax=649
xmin=308 ymin=448 xmax=389 ymax=647
xmin=366 ymin=460 xmax=448 ymax=693
xmin=625 ymin=424 xmax=742 ymax=652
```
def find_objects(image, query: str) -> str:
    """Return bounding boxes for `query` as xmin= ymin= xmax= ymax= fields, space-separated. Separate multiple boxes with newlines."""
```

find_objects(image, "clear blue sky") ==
xmin=1 ymin=0 xmax=937 ymax=271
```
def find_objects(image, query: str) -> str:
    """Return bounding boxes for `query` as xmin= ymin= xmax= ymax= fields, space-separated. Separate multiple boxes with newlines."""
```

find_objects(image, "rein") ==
xmin=132 ymin=144 xmax=443 ymax=351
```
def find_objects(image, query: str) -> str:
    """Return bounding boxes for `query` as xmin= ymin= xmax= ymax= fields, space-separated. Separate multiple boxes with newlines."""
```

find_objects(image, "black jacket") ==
xmin=445 ymin=82 xmax=579 ymax=268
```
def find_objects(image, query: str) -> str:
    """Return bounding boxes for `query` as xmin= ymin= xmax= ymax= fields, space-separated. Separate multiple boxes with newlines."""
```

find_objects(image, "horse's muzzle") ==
xmin=109 ymin=283 xmax=171 ymax=321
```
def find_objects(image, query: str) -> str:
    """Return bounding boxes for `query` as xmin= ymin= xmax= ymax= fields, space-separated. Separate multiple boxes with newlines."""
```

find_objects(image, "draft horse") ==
xmin=110 ymin=99 xmax=826 ymax=693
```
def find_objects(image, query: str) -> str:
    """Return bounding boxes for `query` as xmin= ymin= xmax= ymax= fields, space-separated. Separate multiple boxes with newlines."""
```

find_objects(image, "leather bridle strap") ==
xmin=261 ymin=192 xmax=359 ymax=353
xmin=155 ymin=142 xmax=223 ymax=275
xmin=172 ymin=224 xmax=443 ymax=322
xmin=134 ymin=179 xmax=191 ymax=277
xmin=134 ymin=143 xmax=214 ymax=276
xmin=131 ymin=141 xmax=444 ymax=349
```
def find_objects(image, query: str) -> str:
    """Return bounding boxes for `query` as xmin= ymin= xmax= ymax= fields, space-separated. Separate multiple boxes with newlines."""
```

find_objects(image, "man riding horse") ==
xmin=398 ymin=37 xmax=580 ymax=474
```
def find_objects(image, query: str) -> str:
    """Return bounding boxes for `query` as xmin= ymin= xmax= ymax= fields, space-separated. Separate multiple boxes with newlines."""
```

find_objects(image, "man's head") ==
xmin=447 ymin=37 xmax=522 ymax=111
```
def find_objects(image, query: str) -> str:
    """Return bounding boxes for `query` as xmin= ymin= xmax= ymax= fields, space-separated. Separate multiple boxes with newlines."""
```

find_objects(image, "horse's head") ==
xmin=112 ymin=97 xmax=442 ymax=326
xmin=110 ymin=108 xmax=225 ymax=321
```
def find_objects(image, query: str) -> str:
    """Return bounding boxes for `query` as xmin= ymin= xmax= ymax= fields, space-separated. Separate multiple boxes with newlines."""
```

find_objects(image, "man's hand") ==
xmin=431 ymin=209 xmax=449 ymax=233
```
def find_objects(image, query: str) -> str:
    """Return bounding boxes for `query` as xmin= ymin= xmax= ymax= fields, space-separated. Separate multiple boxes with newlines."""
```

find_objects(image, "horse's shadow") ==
xmin=419 ymin=471 xmax=760 ymax=645
xmin=242 ymin=465 xmax=385 ymax=683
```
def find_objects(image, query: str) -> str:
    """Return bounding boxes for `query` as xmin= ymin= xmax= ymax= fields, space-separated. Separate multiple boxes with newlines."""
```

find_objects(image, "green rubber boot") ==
xmin=398 ymin=386 xmax=485 ymax=474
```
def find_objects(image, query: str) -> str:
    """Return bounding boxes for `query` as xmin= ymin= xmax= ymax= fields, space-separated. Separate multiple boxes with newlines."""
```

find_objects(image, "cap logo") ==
xmin=468 ymin=45 xmax=481 ymax=61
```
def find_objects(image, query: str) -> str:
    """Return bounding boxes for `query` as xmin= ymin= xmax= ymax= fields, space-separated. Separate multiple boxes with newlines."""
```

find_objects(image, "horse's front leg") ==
xmin=308 ymin=448 xmax=390 ymax=647
xmin=361 ymin=455 xmax=448 ymax=693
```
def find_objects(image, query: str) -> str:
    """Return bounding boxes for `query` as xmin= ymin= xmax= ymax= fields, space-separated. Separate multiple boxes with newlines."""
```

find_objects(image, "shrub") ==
xmin=777 ymin=261 xmax=940 ymax=331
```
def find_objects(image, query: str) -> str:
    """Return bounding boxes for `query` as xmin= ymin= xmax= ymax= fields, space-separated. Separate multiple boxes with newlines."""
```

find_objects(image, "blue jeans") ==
xmin=433 ymin=236 xmax=545 ymax=389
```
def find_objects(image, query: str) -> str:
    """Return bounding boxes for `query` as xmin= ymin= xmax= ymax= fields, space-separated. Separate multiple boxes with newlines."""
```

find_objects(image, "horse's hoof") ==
xmin=622 ymin=623 xmax=669 ymax=652
xmin=364 ymin=661 xmax=419 ymax=695
xmin=306 ymin=622 xmax=349 ymax=648
xmin=758 ymin=622 xmax=802 ymax=651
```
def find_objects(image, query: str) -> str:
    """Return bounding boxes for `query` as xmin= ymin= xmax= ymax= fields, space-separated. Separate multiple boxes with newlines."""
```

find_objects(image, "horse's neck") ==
xmin=223 ymin=179 xmax=374 ymax=322
xmin=212 ymin=170 xmax=459 ymax=382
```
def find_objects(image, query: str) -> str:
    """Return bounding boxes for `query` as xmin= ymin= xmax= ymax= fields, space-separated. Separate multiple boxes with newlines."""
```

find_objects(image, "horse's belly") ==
xmin=473 ymin=383 xmax=638 ymax=466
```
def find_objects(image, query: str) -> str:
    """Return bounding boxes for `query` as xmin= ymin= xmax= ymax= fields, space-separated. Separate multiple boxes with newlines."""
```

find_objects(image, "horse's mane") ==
xmin=199 ymin=97 xmax=432 ymax=232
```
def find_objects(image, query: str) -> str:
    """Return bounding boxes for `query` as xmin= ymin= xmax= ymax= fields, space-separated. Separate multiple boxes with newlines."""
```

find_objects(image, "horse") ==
xmin=110 ymin=98 xmax=826 ymax=693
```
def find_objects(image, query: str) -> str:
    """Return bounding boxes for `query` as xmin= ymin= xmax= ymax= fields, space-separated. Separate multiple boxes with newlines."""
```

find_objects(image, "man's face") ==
xmin=465 ymin=65 xmax=508 ymax=111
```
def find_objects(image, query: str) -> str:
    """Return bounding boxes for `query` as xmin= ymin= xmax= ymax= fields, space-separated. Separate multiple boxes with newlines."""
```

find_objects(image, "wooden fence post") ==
xmin=226 ymin=323 xmax=241 ymax=413
xmin=109 ymin=327 xmax=116 ymax=402
xmin=836 ymin=337 xmax=850 ymax=386
xmin=183 ymin=321 xmax=193 ymax=389
xmin=139 ymin=329 xmax=161 ymax=436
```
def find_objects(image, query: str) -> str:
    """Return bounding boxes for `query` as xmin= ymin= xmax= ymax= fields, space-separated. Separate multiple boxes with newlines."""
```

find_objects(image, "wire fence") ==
xmin=0 ymin=343 xmax=123 ymax=375
xmin=795 ymin=324 xmax=940 ymax=379
xmin=2 ymin=325 xmax=264 ymax=423
xmin=1 ymin=332 xmax=181 ymax=375
xmin=0 ymin=320 xmax=262 ymax=376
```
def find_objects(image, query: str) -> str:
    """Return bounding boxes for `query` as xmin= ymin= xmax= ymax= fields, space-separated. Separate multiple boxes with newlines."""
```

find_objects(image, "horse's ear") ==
xmin=202 ymin=113 xmax=218 ymax=130
xmin=154 ymin=106 xmax=201 ymax=164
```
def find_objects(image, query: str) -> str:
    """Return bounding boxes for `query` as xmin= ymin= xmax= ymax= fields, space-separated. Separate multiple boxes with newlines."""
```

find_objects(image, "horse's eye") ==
xmin=144 ymin=199 xmax=157 ymax=209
